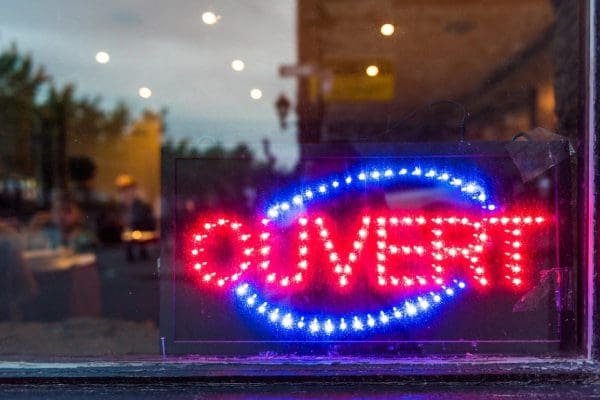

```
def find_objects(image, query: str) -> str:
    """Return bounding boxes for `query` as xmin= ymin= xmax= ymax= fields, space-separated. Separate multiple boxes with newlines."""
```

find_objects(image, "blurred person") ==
xmin=68 ymin=155 xmax=115 ymax=243
xmin=27 ymin=192 xmax=96 ymax=254
xmin=94 ymin=199 xmax=125 ymax=245
xmin=0 ymin=210 xmax=37 ymax=320
xmin=115 ymin=174 xmax=156 ymax=262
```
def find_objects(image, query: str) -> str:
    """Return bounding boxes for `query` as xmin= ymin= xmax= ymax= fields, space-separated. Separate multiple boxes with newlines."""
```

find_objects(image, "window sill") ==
xmin=0 ymin=356 xmax=596 ymax=384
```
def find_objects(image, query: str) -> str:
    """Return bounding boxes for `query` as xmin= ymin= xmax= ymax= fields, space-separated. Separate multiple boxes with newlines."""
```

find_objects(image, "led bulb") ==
xmin=324 ymin=319 xmax=334 ymax=334
xmin=309 ymin=319 xmax=320 ymax=333
xmin=367 ymin=315 xmax=376 ymax=327
xmin=379 ymin=312 xmax=389 ymax=324
xmin=236 ymin=284 xmax=249 ymax=296
xmin=406 ymin=303 xmax=417 ymax=316
xmin=339 ymin=318 xmax=347 ymax=330
xmin=352 ymin=317 xmax=364 ymax=331
xmin=269 ymin=309 xmax=280 ymax=322
xmin=282 ymin=313 xmax=293 ymax=328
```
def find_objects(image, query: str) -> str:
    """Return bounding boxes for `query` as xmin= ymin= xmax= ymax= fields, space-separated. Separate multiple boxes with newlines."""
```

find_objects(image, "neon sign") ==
xmin=185 ymin=165 xmax=549 ymax=337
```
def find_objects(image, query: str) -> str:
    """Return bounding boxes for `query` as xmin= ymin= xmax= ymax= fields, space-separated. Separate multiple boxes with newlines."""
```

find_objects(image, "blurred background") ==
xmin=0 ymin=0 xmax=581 ymax=356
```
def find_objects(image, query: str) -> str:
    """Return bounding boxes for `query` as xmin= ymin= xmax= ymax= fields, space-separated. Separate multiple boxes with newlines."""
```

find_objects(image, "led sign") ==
xmin=184 ymin=164 xmax=549 ymax=337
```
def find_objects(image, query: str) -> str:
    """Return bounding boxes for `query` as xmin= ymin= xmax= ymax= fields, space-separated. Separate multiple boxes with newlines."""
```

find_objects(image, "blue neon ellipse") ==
xmin=264 ymin=165 xmax=495 ymax=221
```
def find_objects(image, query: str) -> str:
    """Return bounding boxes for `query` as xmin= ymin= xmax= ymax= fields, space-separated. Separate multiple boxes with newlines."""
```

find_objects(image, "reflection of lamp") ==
xmin=380 ymin=23 xmax=394 ymax=36
xmin=275 ymin=93 xmax=291 ymax=129
xmin=366 ymin=65 xmax=379 ymax=77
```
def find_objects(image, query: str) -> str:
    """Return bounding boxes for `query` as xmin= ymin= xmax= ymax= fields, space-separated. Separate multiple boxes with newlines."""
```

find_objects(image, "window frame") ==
xmin=0 ymin=0 xmax=597 ymax=383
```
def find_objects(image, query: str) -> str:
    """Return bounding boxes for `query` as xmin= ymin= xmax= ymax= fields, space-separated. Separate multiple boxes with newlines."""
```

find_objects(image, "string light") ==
xmin=234 ymin=281 xmax=466 ymax=336
xmin=265 ymin=164 xmax=495 ymax=221
xmin=190 ymin=214 xmax=547 ymax=291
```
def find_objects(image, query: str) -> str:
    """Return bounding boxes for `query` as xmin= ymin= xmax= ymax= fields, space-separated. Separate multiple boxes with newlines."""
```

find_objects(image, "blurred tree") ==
xmin=162 ymin=140 xmax=285 ymax=216
xmin=0 ymin=44 xmax=47 ymax=178
xmin=68 ymin=98 xmax=131 ymax=140
xmin=103 ymin=102 xmax=130 ymax=137
xmin=70 ymin=97 xmax=105 ymax=139
xmin=0 ymin=45 xmax=158 ymax=214
xmin=68 ymin=107 xmax=161 ymax=205
xmin=39 ymin=84 xmax=76 ymax=193
xmin=37 ymin=81 xmax=135 ymax=206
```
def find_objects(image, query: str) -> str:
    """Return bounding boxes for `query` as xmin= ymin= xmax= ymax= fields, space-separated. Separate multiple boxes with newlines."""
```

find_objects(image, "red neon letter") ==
xmin=189 ymin=217 xmax=254 ymax=288
xmin=372 ymin=215 xmax=490 ymax=291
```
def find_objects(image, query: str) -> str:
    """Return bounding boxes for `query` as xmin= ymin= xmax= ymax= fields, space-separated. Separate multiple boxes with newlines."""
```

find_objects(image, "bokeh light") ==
xmin=95 ymin=51 xmax=110 ymax=64
xmin=380 ymin=23 xmax=395 ymax=36
xmin=231 ymin=59 xmax=245 ymax=71
xmin=250 ymin=88 xmax=263 ymax=100
xmin=202 ymin=11 xmax=219 ymax=25
xmin=138 ymin=87 xmax=152 ymax=99
xmin=365 ymin=65 xmax=379 ymax=77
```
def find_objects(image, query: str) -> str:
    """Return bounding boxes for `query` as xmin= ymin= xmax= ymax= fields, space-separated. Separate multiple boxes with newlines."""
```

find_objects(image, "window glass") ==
xmin=0 ymin=0 xmax=586 ymax=358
